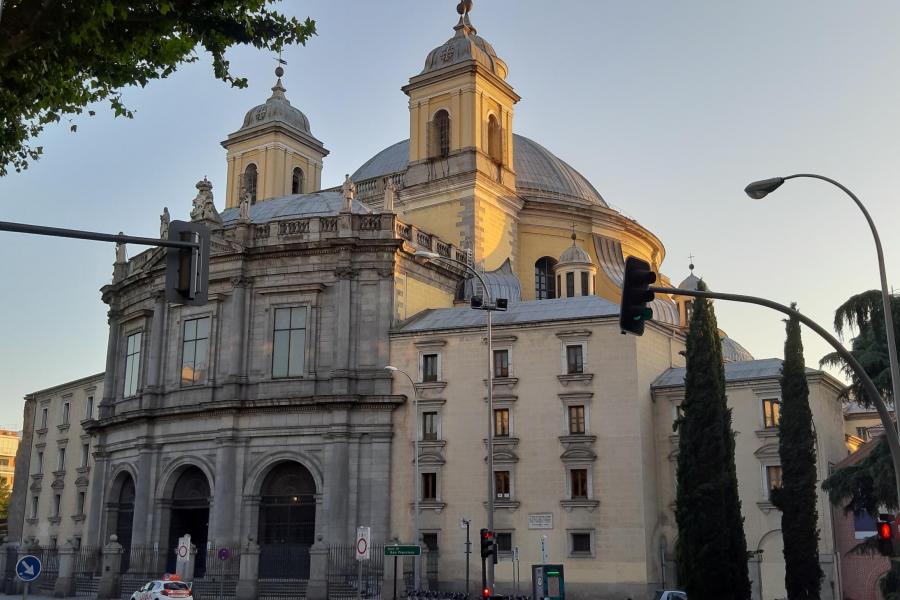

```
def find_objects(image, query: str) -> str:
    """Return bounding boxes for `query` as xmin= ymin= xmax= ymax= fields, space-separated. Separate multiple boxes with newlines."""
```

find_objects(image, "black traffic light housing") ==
xmin=165 ymin=220 xmax=210 ymax=306
xmin=878 ymin=515 xmax=895 ymax=556
xmin=480 ymin=528 xmax=496 ymax=561
xmin=619 ymin=256 xmax=657 ymax=336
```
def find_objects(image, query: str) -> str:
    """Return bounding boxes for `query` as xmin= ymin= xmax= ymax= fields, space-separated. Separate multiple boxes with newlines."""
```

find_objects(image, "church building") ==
xmin=10 ymin=4 xmax=854 ymax=600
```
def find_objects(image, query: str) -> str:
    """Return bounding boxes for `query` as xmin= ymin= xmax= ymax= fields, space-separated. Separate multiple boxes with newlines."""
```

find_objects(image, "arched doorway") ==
xmin=110 ymin=473 xmax=135 ymax=571
xmin=165 ymin=466 xmax=211 ymax=576
xmin=258 ymin=461 xmax=317 ymax=578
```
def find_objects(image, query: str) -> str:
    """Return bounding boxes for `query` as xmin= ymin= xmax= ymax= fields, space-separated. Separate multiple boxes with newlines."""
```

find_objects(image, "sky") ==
xmin=3 ymin=0 xmax=900 ymax=428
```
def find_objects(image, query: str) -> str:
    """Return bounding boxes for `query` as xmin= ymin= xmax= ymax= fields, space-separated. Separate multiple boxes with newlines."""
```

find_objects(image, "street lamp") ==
xmin=384 ymin=365 xmax=421 ymax=591
xmin=414 ymin=249 xmax=505 ymax=593
xmin=744 ymin=173 xmax=900 ymax=498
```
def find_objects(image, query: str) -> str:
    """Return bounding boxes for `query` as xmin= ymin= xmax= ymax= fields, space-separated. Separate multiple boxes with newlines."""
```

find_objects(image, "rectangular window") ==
xmin=566 ymin=345 xmax=584 ymax=374
xmin=581 ymin=272 xmax=589 ymax=296
xmin=422 ymin=533 xmax=439 ymax=552
xmin=856 ymin=427 xmax=869 ymax=441
xmin=566 ymin=272 xmax=575 ymax=297
xmin=421 ymin=472 xmax=437 ymax=501
xmin=62 ymin=402 xmax=70 ymax=425
xmin=77 ymin=491 xmax=86 ymax=515
xmin=57 ymin=448 xmax=66 ymax=472
xmin=40 ymin=407 xmax=48 ymax=429
xmin=494 ymin=408 xmax=509 ymax=437
xmin=497 ymin=532 xmax=512 ymax=553
xmin=123 ymin=332 xmax=143 ymax=397
xmin=81 ymin=443 xmax=90 ymax=467
xmin=422 ymin=412 xmax=438 ymax=441
xmin=571 ymin=469 xmax=589 ymax=499
xmin=0 ymin=458 xmax=8 ymax=467
xmin=85 ymin=396 xmax=94 ymax=420
xmin=181 ymin=316 xmax=211 ymax=386
xmin=493 ymin=349 xmax=509 ymax=378
xmin=571 ymin=532 xmax=592 ymax=554
xmin=766 ymin=465 xmax=783 ymax=493
xmin=568 ymin=405 xmax=586 ymax=435
xmin=36 ymin=451 xmax=43 ymax=474
xmin=31 ymin=496 xmax=38 ymax=519
xmin=495 ymin=471 xmax=511 ymax=499
xmin=272 ymin=307 xmax=306 ymax=378
xmin=53 ymin=493 xmax=61 ymax=517
xmin=762 ymin=398 xmax=780 ymax=429
xmin=422 ymin=354 xmax=439 ymax=382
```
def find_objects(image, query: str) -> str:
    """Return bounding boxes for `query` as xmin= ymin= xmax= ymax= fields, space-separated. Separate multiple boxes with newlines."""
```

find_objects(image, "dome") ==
xmin=558 ymin=241 xmax=593 ymax=265
xmin=721 ymin=335 xmax=755 ymax=363
xmin=422 ymin=16 xmax=508 ymax=79
xmin=238 ymin=78 xmax=311 ymax=135
xmin=678 ymin=273 xmax=703 ymax=291
xmin=351 ymin=135 xmax=608 ymax=208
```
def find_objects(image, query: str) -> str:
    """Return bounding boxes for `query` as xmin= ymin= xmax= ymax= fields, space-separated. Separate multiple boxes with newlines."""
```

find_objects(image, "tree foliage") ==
xmin=770 ymin=310 xmax=822 ymax=599
xmin=0 ymin=0 xmax=316 ymax=175
xmin=820 ymin=290 xmax=900 ymax=406
xmin=675 ymin=280 xmax=751 ymax=600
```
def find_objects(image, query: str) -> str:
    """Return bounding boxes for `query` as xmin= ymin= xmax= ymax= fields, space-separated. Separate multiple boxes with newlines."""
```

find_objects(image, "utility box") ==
xmin=531 ymin=564 xmax=565 ymax=600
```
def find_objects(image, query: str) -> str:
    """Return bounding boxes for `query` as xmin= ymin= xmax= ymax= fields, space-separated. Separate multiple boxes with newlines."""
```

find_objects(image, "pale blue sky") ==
xmin=3 ymin=1 xmax=900 ymax=428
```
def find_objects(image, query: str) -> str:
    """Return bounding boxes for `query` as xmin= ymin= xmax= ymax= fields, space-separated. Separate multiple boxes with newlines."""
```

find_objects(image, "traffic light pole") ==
xmin=651 ymin=285 xmax=900 ymax=506
xmin=0 ymin=220 xmax=199 ymax=250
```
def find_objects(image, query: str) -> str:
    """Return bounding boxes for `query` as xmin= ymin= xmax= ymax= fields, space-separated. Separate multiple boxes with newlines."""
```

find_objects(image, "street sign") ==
xmin=16 ymin=555 xmax=41 ymax=582
xmin=217 ymin=548 xmax=231 ymax=561
xmin=384 ymin=545 xmax=421 ymax=556
xmin=356 ymin=526 xmax=371 ymax=561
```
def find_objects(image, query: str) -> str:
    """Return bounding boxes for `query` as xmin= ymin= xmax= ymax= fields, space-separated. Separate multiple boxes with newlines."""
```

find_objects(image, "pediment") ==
xmin=418 ymin=451 xmax=445 ymax=466
xmin=560 ymin=447 xmax=597 ymax=462
xmin=753 ymin=443 xmax=779 ymax=459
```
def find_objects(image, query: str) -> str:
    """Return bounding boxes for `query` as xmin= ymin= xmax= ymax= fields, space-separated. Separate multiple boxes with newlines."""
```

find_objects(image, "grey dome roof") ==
xmin=351 ymin=135 xmax=608 ymax=208
xmin=422 ymin=17 xmax=507 ymax=79
xmin=239 ymin=79 xmax=311 ymax=135
xmin=678 ymin=273 xmax=702 ymax=291
xmin=220 ymin=192 xmax=370 ymax=225
xmin=558 ymin=242 xmax=593 ymax=265
xmin=721 ymin=336 xmax=755 ymax=363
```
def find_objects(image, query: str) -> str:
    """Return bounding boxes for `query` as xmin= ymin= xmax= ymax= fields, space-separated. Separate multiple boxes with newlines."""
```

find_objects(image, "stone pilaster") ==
xmin=96 ymin=535 xmax=123 ymax=600
xmin=235 ymin=536 xmax=260 ymax=600
xmin=211 ymin=437 xmax=239 ymax=546
xmin=53 ymin=540 xmax=76 ymax=597
xmin=305 ymin=535 xmax=328 ymax=600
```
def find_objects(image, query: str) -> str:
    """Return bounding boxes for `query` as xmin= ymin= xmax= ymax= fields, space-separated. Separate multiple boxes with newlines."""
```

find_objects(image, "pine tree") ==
xmin=771 ymin=311 xmax=823 ymax=599
xmin=675 ymin=281 xmax=751 ymax=600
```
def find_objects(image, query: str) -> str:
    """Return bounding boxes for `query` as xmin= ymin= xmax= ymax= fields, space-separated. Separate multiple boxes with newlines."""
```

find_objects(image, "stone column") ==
xmin=235 ymin=536 xmax=260 ymax=600
xmin=130 ymin=445 xmax=154 ymax=548
xmin=305 ymin=535 xmax=328 ymax=600
xmin=0 ymin=538 xmax=19 ymax=594
xmin=96 ymin=535 xmax=123 ymax=600
xmin=145 ymin=292 xmax=167 ymax=394
xmin=53 ymin=540 xmax=76 ymax=598
xmin=226 ymin=277 xmax=251 ymax=383
xmin=84 ymin=449 xmax=109 ymax=547
xmin=211 ymin=438 xmax=238 ymax=546
xmin=332 ymin=269 xmax=354 ymax=394
xmin=324 ymin=421 xmax=350 ymax=543
xmin=100 ymin=310 xmax=121 ymax=413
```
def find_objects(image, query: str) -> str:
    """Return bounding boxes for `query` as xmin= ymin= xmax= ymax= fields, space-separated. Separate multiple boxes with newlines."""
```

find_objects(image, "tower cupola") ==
xmin=555 ymin=232 xmax=597 ymax=298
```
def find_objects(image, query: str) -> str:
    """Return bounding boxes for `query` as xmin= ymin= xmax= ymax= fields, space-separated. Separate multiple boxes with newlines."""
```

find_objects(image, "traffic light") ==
xmin=495 ymin=298 xmax=508 ymax=311
xmin=878 ymin=515 xmax=895 ymax=556
xmin=482 ymin=587 xmax=491 ymax=599
xmin=165 ymin=220 xmax=210 ymax=306
xmin=619 ymin=256 xmax=657 ymax=336
xmin=480 ymin=528 xmax=495 ymax=560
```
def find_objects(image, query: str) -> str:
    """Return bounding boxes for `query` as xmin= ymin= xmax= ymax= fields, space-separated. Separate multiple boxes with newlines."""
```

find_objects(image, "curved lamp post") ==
xmin=414 ymin=249 xmax=499 ymax=593
xmin=745 ymin=173 xmax=900 ymax=497
xmin=384 ymin=365 xmax=421 ymax=591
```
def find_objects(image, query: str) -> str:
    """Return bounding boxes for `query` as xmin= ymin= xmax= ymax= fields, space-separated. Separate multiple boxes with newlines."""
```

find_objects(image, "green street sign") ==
xmin=384 ymin=545 xmax=421 ymax=556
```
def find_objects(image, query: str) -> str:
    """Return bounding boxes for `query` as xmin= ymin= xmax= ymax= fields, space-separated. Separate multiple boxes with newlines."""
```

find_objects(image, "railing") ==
xmin=73 ymin=545 xmax=102 ymax=598
xmin=33 ymin=547 xmax=59 ymax=594
xmin=327 ymin=543 xmax=384 ymax=599
xmin=259 ymin=543 xmax=310 ymax=579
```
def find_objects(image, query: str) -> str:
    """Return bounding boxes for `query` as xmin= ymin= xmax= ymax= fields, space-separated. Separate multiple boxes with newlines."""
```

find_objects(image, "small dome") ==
xmin=239 ymin=79 xmax=311 ymax=135
xmin=558 ymin=241 xmax=593 ymax=266
xmin=422 ymin=16 xmax=508 ymax=79
xmin=678 ymin=273 xmax=703 ymax=291
xmin=721 ymin=335 xmax=755 ymax=363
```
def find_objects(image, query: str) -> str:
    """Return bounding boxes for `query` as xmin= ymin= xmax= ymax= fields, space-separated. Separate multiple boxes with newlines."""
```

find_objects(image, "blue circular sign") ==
xmin=217 ymin=548 xmax=230 ymax=561
xmin=16 ymin=555 xmax=41 ymax=582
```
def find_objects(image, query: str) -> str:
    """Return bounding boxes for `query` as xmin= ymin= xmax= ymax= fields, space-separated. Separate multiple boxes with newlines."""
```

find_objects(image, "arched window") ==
xmin=433 ymin=110 xmax=450 ymax=158
xmin=292 ymin=167 xmax=304 ymax=194
xmin=243 ymin=164 xmax=258 ymax=204
xmin=488 ymin=114 xmax=503 ymax=163
xmin=534 ymin=257 xmax=557 ymax=300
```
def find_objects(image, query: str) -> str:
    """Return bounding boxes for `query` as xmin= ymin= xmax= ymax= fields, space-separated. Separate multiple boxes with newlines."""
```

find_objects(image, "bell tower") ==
xmin=399 ymin=1 xmax=521 ymax=271
xmin=221 ymin=65 xmax=328 ymax=208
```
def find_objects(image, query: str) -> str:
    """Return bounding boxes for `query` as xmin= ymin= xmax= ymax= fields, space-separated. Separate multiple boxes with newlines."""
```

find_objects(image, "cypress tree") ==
xmin=675 ymin=281 xmax=751 ymax=600
xmin=772 ymin=310 xmax=823 ymax=599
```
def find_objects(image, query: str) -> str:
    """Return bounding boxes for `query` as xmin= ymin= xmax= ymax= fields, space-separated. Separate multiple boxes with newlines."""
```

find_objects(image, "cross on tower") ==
xmin=274 ymin=51 xmax=287 ymax=77
xmin=688 ymin=254 xmax=695 ymax=273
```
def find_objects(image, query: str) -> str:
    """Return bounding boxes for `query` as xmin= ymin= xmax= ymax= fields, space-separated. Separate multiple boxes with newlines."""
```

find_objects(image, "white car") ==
xmin=131 ymin=580 xmax=193 ymax=600
xmin=654 ymin=591 xmax=687 ymax=600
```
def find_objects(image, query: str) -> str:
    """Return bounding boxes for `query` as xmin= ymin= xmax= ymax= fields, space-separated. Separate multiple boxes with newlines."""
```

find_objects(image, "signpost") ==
xmin=356 ymin=527 xmax=370 ymax=600
xmin=16 ymin=554 xmax=42 ymax=600
xmin=384 ymin=544 xmax=421 ymax=600
xmin=217 ymin=547 xmax=231 ymax=600
xmin=460 ymin=518 xmax=471 ymax=596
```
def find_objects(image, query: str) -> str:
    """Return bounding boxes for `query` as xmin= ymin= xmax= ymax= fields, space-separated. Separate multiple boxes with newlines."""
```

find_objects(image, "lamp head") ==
xmin=384 ymin=365 xmax=399 ymax=372
xmin=744 ymin=177 xmax=785 ymax=199
xmin=414 ymin=250 xmax=441 ymax=262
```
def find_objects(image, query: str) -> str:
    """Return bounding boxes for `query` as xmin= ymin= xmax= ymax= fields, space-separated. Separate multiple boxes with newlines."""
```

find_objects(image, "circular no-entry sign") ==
xmin=177 ymin=544 xmax=188 ymax=558
xmin=218 ymin=548 xmax=231 ymax=561
xmin=357 ymin=537 xmax=368 ymax=556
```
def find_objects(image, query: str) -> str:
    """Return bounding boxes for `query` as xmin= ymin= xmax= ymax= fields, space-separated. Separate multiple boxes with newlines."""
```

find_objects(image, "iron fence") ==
xmin=327 ymin=543 xmax=384 ymax=599
xmin=74 ymin=545 xmax=102 ymax=597
xmin=32 ymin=546 xmax=59 ymax=594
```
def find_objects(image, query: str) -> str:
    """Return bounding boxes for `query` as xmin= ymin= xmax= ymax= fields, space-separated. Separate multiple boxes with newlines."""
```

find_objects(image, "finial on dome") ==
xmin=688 ymin=253 xmax=695 ymax=273
xmin=454 ymin=0 xmax=476 ymax=34
xmin=271 ymin=52 xmax=288 ymax=99
xmin=571 ymin=223 xmax=577 ymax=243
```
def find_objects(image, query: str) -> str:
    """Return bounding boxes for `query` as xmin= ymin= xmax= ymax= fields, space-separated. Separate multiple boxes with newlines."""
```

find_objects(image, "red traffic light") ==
xmin=482 ymin=530 xmax=494 ymax=541
xmin=879 ymin=521 xmax=893 ymax=540
xmin=482 ymin=587 xmax=491 ymax=598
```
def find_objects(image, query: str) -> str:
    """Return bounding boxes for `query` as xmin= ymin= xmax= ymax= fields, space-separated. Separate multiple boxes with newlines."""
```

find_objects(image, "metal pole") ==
xmin=357 ymin=559 xmax=362 ymax=600
xmin=465 ymin=520 xmax=470 ymax=596
xmin=23 ymin=581 xmax=28 ymax=600
xmin=783 ymin=174 xmax=900 ymax=440
xmin=651 ymin=285 xmax=900 ymax=506
xmin=220 ymin=553 xmax=224 ymax=600
xmin=0 ymin=220 xmax=199 ymax=250
xmin=413 ymin=375 xmax=420 ymax=592
xmin=486 ymin=306 xmax=495 ymax=593
xmin=393 ymin=555 xmax=398 ymax=600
